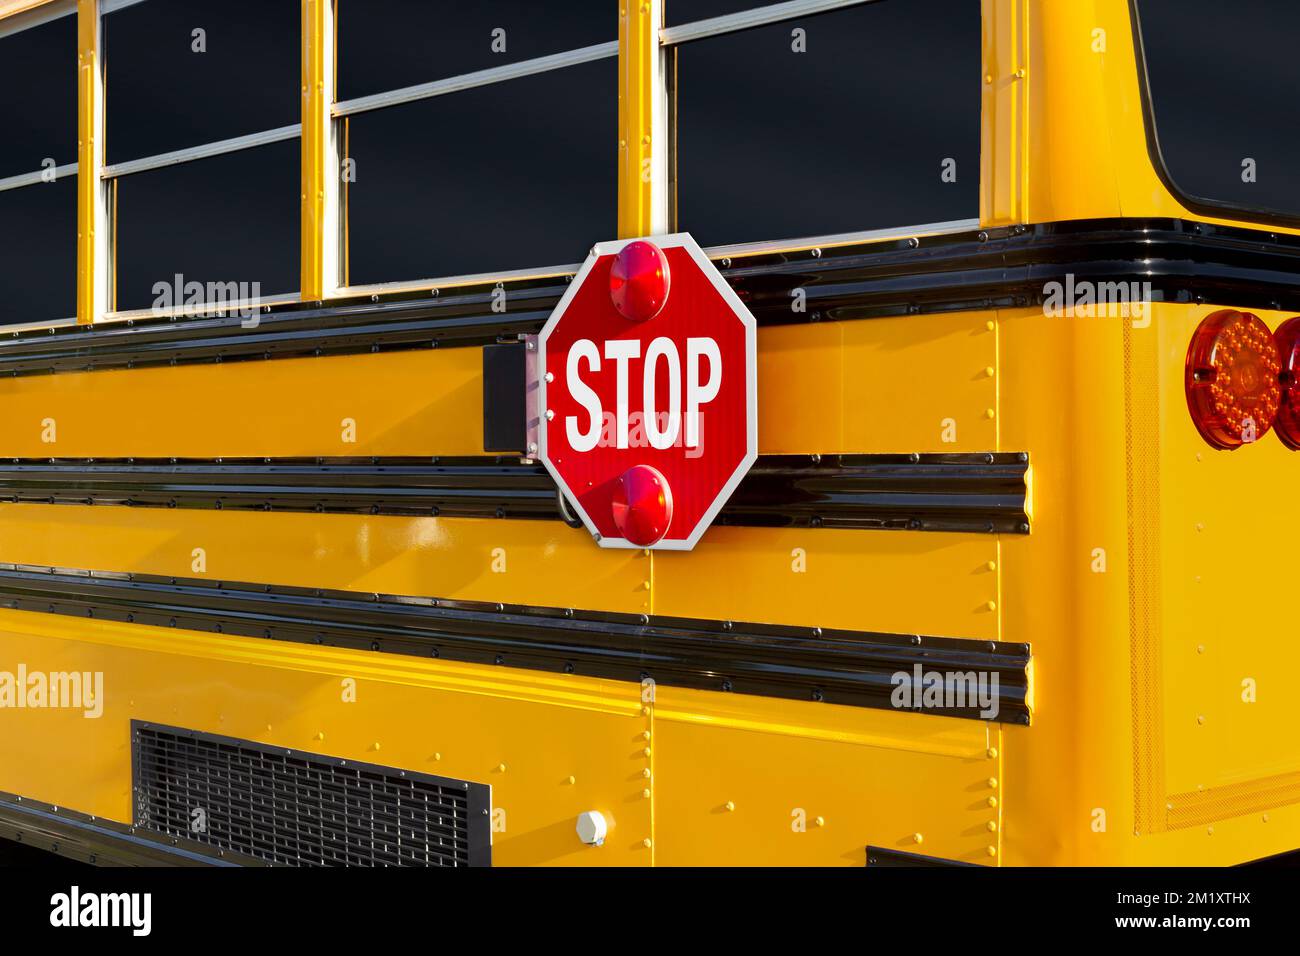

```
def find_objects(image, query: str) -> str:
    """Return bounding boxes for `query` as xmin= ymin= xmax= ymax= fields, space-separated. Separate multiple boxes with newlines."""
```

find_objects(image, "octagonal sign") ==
xmin=537 ymin=233 xmax=758 ymax=550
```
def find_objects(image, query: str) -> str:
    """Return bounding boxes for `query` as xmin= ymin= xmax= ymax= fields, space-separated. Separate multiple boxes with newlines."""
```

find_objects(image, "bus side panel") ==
xmin=652 ymin=687 xmax=999 ymax=865
xmin=0 ymin=609 xmax=655 ymax=866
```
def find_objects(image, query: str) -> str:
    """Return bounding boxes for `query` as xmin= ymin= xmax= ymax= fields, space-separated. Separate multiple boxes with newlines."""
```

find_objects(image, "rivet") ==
xmin=643 ymin=837 xmax=653 ymax=848
xmin=814 ymin=816 xmax=826 ymax=827
xmin=987 ymin=747 xmax=998 ymax=759
xmin=988 ymin=777 xmax=998 ymax=788
xmin=643 ymin=747 xmax=652 ymax=757
xmin=987 ymin=796 xmax=998 ymax=808
xmin=642 ymin=768 xmax=651 ymax=778
xmin=497 ymin=762 xmax=507 ymax=772
xmin=987 ymin=845 xmax=997 ymax=857
xmin=986 ymin=600 xmax=997 ymax=611
xmin=643 ymin=789 xmax=651 ymax=798
xmin=986 ymin=821 xmax=997 ymax=832
xmin=984 ymin=366 xmax=995 ymax=378
xmin=985 ymin=320 xmax=996 ymax=332
xmin=434 ymin=752 xmax=442 ymax=761
xmin=1206 ymin=826 xmax=1214 ymax=836
xmin=725 ymin=801 xmax=736 ymax=812
xmin=912 ymin=832 xmax=923 ymax=844
xmin=984 ymin=74 xmax=993 ymax=84
xmin=1263 ymin=813 xmax=1270 ymax=823
xmin=567 ymin=775 xmax=576 ymax=785
xmin=986 ymin=561 xmax=997 ymax=571
xmin=1197 ymin=644 xmax=1205 ymax=654
xmin=984 ymin=408 xmax=996 ymax=419
xmin=642 ymin=730 xmax=652 ymax=740
xmin=1196 ymin=715 xmax=1205 ymax=725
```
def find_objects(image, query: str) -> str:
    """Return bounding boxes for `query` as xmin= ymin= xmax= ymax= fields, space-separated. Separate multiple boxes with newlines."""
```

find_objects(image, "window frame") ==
xmin=663 ymin=0 xmax=980 ymax=256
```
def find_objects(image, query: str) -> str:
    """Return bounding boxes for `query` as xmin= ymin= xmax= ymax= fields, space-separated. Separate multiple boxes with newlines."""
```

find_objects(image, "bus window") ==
xmin=1133 ymin=0 xmax=1300 ymax=225
xmin=103 ymin=0 xmax=298 ymax=163
xmin=338 ymin=0 xmax=614 ymax=100
xmin=0 ymin=175 xmax=76 ymax=326
xmin=112 ymin=139 xmax=300 ymax=313
xmin=338 ymin=2 xmax=617 ymax=286
xmin=103 ymin=0 xmax=301 ymax=312
xmin=0 ymin=9 xmax=76 ymax=326
xmin=670 ymin=0 xmax=979 ymax=247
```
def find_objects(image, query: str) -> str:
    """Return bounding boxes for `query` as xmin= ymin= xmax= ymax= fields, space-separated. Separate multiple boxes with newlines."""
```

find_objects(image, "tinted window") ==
xmin=104 ymin=0 xmax=299 ymax=163
xmin=673 ymin=0 xmax=979 ymax=245
xmin=0 ymin=174 xmax=77 ymax=324
xmin=1135 ymin=0 xmax=1300 ymax=221
xmin=338 ymin=0 xmax=615 ymax=101
xmin=0 ymin=14 xmax=77 ymax=178
xmin=666 ymin=1 xmax=792 ymax=27
xmin=113 ymin=140 xmax=300 ymax=310
xmin=345 ymin=58 xmax=616 ymax=284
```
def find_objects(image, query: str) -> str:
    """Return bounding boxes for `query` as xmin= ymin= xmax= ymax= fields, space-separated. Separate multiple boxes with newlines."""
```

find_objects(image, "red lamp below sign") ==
xmin=611 ymin=464 xmax=674 ymax=546
xmin=609 ymin=240 xmax=671 ymax=322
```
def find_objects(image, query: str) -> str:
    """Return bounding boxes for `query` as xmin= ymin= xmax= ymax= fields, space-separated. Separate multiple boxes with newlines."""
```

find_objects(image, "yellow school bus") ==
xmin=0 ymin=0 xmax=1297 ymax=867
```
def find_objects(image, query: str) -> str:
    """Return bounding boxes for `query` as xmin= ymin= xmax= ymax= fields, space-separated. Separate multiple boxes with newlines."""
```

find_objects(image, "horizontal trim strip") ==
xmin=333 ymin=41 xmax=620 ymax=118
xmin=661 ymin=0 xmax=874 ymax=45
xmin=0 ymin=453 xmax=1031 ymax=534
xmin=0 ymin=790 xmax=240 ymax=867
xmin=0 ymin=217 xmax=1298 ymax=376
xmin=102 ymin=124 xmax=302 ymax=179
xmin=0 ymin=565 xmax=1032 ymax=722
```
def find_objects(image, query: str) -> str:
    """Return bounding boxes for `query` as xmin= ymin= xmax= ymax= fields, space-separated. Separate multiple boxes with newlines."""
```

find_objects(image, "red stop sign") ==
xmin=538 ymin=233 xmax=757 ymax=550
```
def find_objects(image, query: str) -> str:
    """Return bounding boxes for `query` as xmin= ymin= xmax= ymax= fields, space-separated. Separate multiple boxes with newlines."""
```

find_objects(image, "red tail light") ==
xmin=1274 ymin=316 xmax=1300 ymax=450
xmin=1184 ymin=309 xmax=1282 ymax=450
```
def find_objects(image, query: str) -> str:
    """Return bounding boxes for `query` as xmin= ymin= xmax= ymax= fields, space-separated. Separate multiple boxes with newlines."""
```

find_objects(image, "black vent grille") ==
xmin=131 ymin=723 xmax=491 ymax=867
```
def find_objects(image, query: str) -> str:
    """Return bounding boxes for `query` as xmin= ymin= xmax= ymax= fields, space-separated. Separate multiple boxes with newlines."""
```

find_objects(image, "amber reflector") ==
xmin=1185 ymin=309 xmax=1282 ymax=450
xmin=1274 ymin=316 xmax=1300 ymax=450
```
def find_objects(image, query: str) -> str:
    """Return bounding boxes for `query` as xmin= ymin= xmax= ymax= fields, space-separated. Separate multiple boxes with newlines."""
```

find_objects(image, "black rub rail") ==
xmin=0 ymin=565 xmax=1032 ymax=723
xmin=0 ymin=452 xmax=1030 ymax=534
xmin=2 ymin=217 xmax=1299 ymax=376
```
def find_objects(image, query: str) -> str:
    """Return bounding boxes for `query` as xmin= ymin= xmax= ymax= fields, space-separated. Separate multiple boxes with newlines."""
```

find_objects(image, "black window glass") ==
xmin=673 ymin=0 xmax=979 ymax=245
xmin=104 ymin=0 xmax=299 ymax=164
xmin=345 ymin=57 xmax=616 ymax=284
xmin=113 ymin=140 xmax=300 ymax=311
xmin=338 ymin=0 xmax=615 ymax=101
xmin=0 ymin=175 xmax=77 ymax=324
xmin=0 ymin=14 xmax=77 ymax=178
xmin=1135 ymin=0 xmax=1300 ymax=221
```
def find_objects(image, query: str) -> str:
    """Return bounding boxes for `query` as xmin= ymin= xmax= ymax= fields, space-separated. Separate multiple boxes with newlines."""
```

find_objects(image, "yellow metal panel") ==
xmin=0 ymin=610 xmax=652 ymax=865
xmin=652 ymin=525 xmax=999 ymax=640
xmin=651 ymin=685 xmax=998 ymax=865
xmin=0 ymin=312 xmax=996 ymax=459
xmin=759 ymin=310 xmax=999 ymax=455
xmin=0 ymin=348 xmax=486 ymax=458
xmin=1151 ymin=307 xmax=1300 ymax=804
xmin=979 ymin=0 xmax=1027 ymax=226
xmin=0 ymin=504 xmax=651 ymax=615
